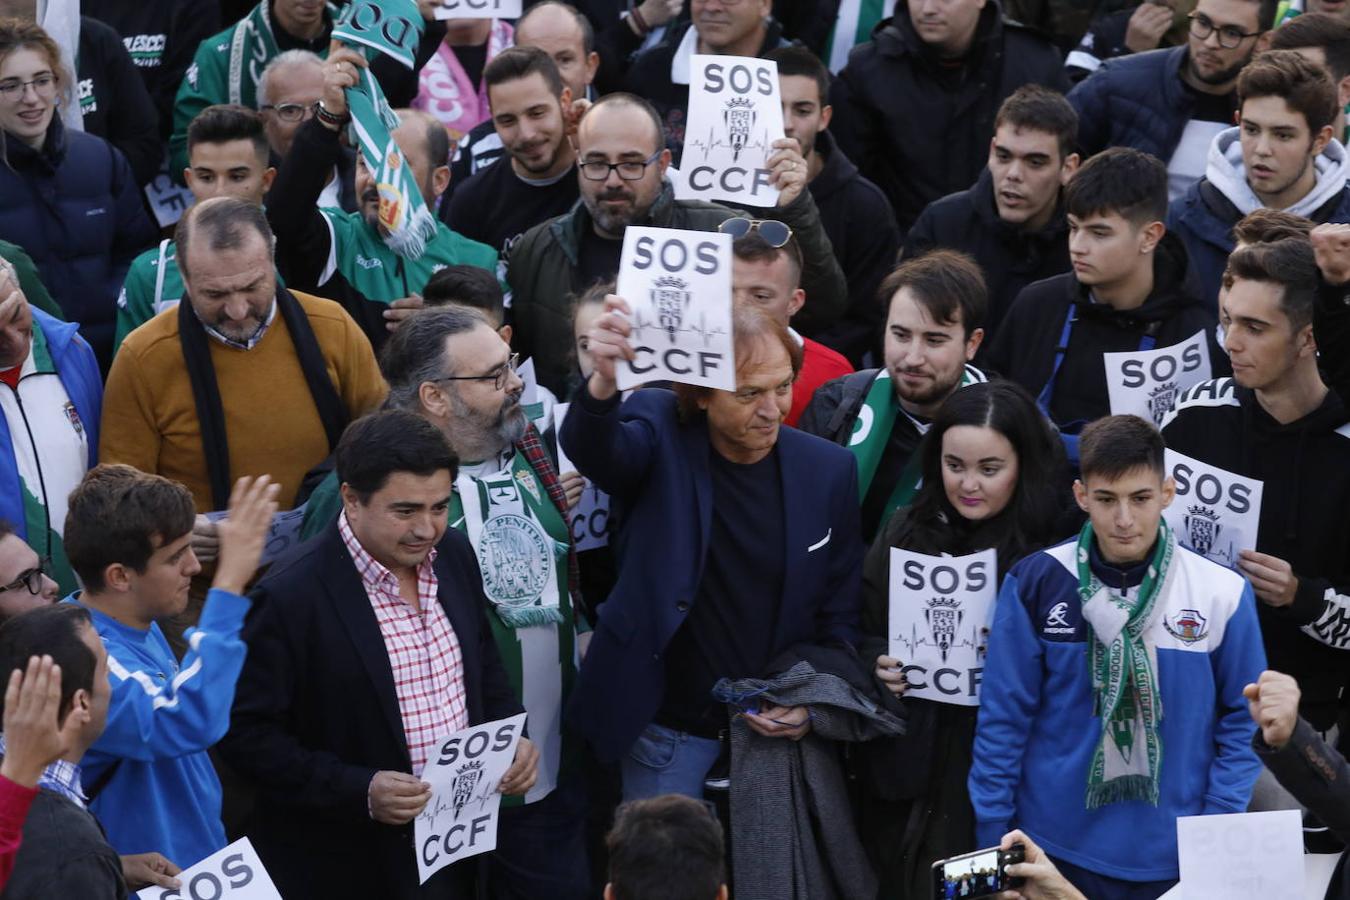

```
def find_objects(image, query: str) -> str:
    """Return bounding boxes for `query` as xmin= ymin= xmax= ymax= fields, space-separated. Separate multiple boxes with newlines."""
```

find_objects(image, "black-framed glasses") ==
xmin=579 ymin=150 xmax=663 ymax=182
xmin=718 ymin=218 xmax=793 ymax=248
xmin=434 ymin=352 xmax=520 ymax=391
xmin=261 ymin=101 xmax=319 ymax=123
xmin=1188 ymin=13 xmax=1262 ymax=48
xmin=0 ymin=565 xmax=44 ymax=596
xmin=0 ymin=73 xmax=57 ymax=103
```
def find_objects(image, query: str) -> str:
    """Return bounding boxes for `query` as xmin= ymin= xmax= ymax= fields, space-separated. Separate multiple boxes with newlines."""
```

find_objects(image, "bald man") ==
xmin=265 ymin=47 xmax=498 ymax=353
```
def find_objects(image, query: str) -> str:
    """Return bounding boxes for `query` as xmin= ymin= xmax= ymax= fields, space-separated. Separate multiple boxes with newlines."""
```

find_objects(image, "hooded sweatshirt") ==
xmin=1161 ymin=377 xmax=1350 ymax=731
xmin=1169 ymin=128 xmax=1350 ymax=305
xmin=984 ymin=232 xmax=1228 ymax=427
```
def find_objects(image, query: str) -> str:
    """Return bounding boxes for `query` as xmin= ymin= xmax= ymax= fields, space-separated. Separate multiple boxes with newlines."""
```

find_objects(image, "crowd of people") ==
xmin=2 ymin=0 xmax=1350 ymax=898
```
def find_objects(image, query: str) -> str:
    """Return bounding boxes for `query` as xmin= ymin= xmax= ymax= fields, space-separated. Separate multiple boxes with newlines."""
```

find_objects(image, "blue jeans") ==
xmin=1051 ymin=856 xmax=1177 ymax=900
xmin=620 ymin=722 xmax=723 ymax=802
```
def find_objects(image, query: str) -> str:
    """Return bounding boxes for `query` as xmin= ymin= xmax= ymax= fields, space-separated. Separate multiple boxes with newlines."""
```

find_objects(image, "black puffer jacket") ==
xmin=1068 ymin=46 xmax=1200 ymax=161
xmin=829 ymin=3 xmax=1068 ymax=231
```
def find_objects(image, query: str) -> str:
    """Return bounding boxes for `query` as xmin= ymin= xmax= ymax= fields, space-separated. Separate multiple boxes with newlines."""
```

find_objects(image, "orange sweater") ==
xmin=100 ymin=291 xmax=386 ymax=511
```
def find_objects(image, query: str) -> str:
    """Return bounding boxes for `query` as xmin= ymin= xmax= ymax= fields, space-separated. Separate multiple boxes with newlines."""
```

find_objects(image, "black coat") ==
xmin=219 ymin=524 xmax=525 ymax=900
xmin=904 ymin=167 xmax=1071 ymax=343
xmin=809 ymin=131 xmax=902 ymax=366
xmin=984 ymin=232 xmax=1225 ymax=426
xmin=829 ymin=4 xmax=1068 ymax=232
xmin=75 ymin=16 xmax=161 ymax=187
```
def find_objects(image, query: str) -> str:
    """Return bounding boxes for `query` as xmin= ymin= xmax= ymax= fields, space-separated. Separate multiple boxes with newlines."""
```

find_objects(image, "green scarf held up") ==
xmin=1076 ymin=519 xmax=1174 ymax=809
xmin=333 ymin=0 xmax=437 ymax=259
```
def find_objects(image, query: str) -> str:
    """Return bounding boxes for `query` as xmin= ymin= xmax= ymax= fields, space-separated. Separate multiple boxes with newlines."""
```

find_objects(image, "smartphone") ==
xmin=931 ymin=843 xmax=1025 ymax=899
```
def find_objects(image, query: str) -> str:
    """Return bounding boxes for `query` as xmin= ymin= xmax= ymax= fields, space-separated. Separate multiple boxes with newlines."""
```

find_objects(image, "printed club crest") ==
xmin=450 ymin=759 xmax=485 ymax=819
xmin=722 ymin=97 xmax=756 ymax=162
xmin=1164 ymin=608 xmax=1209 ymax=644
xmin=650 ymin=276 xmax=692 ymax=344
xmin=1147 ymin=381 xmax=1179 ymax=425
xmin=1183 ymin=504 xmax=1221 ymax=557
xmin=924 ymin=595 xmax=962 ymax=664
xmin=477 ymin=514 xmax=552 ymax=608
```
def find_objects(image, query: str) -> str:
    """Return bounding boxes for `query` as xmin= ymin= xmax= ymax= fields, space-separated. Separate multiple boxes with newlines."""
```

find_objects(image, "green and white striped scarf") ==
xmin=1077 ymin=520 xmax=1174 ymax=809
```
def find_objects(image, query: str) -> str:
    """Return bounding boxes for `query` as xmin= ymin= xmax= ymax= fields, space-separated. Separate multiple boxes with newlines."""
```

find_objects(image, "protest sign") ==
xmin=553 ymin=402 xmax=612 ymax=551
xmin=432 ymin=0 xmax=522 ymax=19
xmin=1163 ymin=449 xmax=1263 ymax=569
xmin=615 ymin=227 xmax=735 ymax=392
xmin=205 ymin=506 xmax=308 ymax=567
xmin=1177 ymin=810 xmax=1303 ymax=900
xmin=416 ymin=713 xmax=527 ymax=884
xmin=143 ymin=164 xmax=194 ymax=228
xmin=889 ymin=548 xmax=997 ymax=706
xmin=1104 ymin=330 xmax=1212 ymax=425
xmin=137 ymin=838 xmax=280 ymax=900
xmin=677 ymin=56 xmax=784 ymax=206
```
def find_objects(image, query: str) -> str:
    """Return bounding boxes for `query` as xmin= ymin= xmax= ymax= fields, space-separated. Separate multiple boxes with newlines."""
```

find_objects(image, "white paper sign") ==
xmin=615 ymin=226 xmax=735 ymax=392
xmin=1177 ymin=810 xmax=1303 ymax=900
xmin=143 ymin=160 xmax=194 ymax=228
xmin=1104 ymin=331 xmax=1213 ymax=426
xmin=415 ymin=713 xmax=527 ymax=884
xmin=888 ymin=548 xmax=998 ymax=706
xmin=433 ymin=0 xmax=521 ymax=19
xmin=1163 ymin=449 xmax=1263 ymax=569
xmin=553 ymin=402 xmax=611 ymax=552
xmin=137 ymin=838 xmax=281 ymax=900
xmin=677 ymin=55 xmax=784 ymax=205
xmin=205 ymin=505 xmax=309 ymax=567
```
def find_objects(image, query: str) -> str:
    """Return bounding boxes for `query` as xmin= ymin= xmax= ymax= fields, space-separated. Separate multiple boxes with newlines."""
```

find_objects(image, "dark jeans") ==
xmin=1052 ymin=856 xmax=1177 ymax=900
xmin=486 ymin=774 xmax=591 ymax=900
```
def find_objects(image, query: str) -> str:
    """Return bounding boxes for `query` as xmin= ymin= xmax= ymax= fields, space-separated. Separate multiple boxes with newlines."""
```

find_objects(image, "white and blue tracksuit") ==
xmin=969 ymin=537 xmax=1266 ymax=882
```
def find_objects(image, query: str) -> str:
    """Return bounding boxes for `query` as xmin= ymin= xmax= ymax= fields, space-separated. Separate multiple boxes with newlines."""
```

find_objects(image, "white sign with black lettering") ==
xmin=615 ymin=226 xmax=734 ymax=392
xmin=1104 ymin=330 xmax=1212 ymax=426
xmin=554 ymin=402 xmax=611 ymax=551
xmin=433 ymin=0 xmax=521 ymax=19
xmin=1177 ymin=810 xmax=1303 ymax=900
xmin=1163 ymin=449 xmax=1263 ymax=569
xmin=888 ymin=548 xmax=997 ymax=707
xmin=677 ymin=55 xmax=784 ymax=205
xmin=415 ymin=713 xmax=526 ymax=884
xmin=137 ymin=838 xmax=280 ymax=900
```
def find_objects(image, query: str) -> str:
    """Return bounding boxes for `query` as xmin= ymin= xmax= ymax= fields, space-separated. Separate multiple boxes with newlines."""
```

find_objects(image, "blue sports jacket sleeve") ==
xmin=1203 ymin=583 xmax=1266 ymax=814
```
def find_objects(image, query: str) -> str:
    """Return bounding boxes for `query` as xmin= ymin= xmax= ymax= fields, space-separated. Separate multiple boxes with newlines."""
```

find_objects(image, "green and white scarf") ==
xmin=1077 ymin=520 xmax=1174 ymax=809
xmin=333 ymin=0 xmax=437 ymax=259
xmin=453 ymin=454 xmax=570 ymax=629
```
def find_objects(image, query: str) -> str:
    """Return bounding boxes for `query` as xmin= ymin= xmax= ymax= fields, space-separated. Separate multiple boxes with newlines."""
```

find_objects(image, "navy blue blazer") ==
xmin=559 ymin=388 xmax=864 ymax=763
xmin=218 ymin=523 xmax=523 ymax=900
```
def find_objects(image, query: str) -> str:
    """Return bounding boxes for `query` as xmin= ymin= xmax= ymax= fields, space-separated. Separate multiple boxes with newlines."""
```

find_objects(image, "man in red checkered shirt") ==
xmin=220 ymin=411 xmax=537 ymax=899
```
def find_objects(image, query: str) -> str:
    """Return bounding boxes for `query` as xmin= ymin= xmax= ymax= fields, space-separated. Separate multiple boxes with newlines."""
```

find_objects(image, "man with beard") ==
xmin=1170 ymin=51 xmax=1350 ymax=304
xmin=798 ymin=251 xmax=989 ymax=541
xmin=444 ymin=48 xmax=581 ymax=263
xmin=265 ymin=47 xmax=498 ymax=354
xmin=297 ymin=307 xmax=590 ymax=898
xmin=507 ymin=92 xmax=848 ymax=396
xmin=1069 ymin=0 xmax=1274 ymax=201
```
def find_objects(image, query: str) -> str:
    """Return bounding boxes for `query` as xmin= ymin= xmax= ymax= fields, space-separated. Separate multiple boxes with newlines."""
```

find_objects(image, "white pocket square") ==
xmin=807 ymin=529 xmax=832 ymax=552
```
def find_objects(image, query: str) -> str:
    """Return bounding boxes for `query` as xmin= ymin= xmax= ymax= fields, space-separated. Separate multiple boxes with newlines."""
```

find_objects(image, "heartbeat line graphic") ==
xmin=685 ymin=127 xmax=773 ymax=163
xmin=632 ymin=311 xmax=728 ymax=346
xmin=891 ymin=623 xmax=982 ymax=662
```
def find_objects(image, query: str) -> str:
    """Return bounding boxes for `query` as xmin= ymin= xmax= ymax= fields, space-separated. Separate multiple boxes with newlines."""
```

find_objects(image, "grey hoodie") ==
xmin=1205 ymin=126 xmax=1350 ymax=218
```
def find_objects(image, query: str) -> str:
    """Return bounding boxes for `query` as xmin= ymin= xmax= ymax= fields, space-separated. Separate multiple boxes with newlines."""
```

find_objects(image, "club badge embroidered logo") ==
xmin=923 ymin=596 xmax=962 ymax=663
xmin=650 ymin=276 xmax=692 ymax=343
xmin=476 ymin=514 xmax=551 ymax=608
xmin=1146 ymin=381 xmax=1179 ymax=425
xmin=722 ymin=97 xmax=756 ymax=162
xmin=62 ymin=402 xmax=84 ymax=438
xmin=514 ymin=469 xmax=541 ymax=504
xmin=1165 ymin=608 xmax=1209 ymax=644
xmin=1183 ymin=504 xmax=1221 ymax=557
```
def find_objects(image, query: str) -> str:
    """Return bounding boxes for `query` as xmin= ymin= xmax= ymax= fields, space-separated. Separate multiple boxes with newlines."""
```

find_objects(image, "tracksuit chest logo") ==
xmin=1043 ymin=601 xmax=1078 ymax=636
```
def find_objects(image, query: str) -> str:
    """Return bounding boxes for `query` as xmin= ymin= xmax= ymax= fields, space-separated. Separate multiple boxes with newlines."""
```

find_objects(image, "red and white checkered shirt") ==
xmin=339 ymin=512 xmax=470 ymax=773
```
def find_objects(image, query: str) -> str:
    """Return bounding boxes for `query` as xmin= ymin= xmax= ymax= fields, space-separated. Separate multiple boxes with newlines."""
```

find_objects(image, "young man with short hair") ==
xmin=1170 ymin=50 xmax=1350 ymax=304
xmin=604 ymin=795 xmax=727 ymax=900
xmin=986 ymin=147 xmax=1223 ymax=429
xmin=1269 ymin=12 xmax=1350 ymax=142
xmin=799 ymin=250 xmax=987 ymax=541
xmin=63 ymin=465 xmax=276 ymax=869
xmin=971 ymin=415 xmax=1266 ymax=899
xmin=906 ymin=85 xmax=1081 ymax=342
xmin=0 ymin=520 xmax=58 ymax=620
xmin=114 ymin=104 xmax=278 ymax=354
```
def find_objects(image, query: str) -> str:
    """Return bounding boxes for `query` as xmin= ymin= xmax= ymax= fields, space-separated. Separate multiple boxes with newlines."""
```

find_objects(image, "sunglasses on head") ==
xmin=718 ymin=218 xmax=793 ymax=248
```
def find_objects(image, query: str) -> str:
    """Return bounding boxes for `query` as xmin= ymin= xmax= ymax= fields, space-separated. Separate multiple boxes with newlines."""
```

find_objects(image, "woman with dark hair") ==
xmin=856 ymin=379 xmax=1074 ymax=899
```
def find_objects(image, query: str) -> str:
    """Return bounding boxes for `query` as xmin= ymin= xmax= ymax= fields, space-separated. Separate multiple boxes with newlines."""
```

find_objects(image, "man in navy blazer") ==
xmin=219 ymin=411 xmax=537 ymax=899
xmin=560 ymin=298 xmax=863 ymax=800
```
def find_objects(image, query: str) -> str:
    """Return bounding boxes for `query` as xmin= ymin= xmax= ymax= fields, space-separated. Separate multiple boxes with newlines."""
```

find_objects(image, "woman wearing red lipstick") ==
xmin=854 ymin=380 xmax=1074 ymax=900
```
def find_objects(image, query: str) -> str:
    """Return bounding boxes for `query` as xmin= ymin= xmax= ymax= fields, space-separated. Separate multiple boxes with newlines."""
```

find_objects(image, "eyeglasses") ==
xmin=579 ymin=150 xmax=663 ymax=182
xmin=1188 ymin=13 xmax=1262 ymax=49
xmin=0 ymin=565 xmax=44 ymax=596
xmin=718 ymin=218 xmax=793 ymax=248
xmin=0 ymin=74 xmax=57 ymax=103
xmin=261 ymin=101 xmax=319 ymax=123
xmin=434 ymin=352 xmax=520 ymax=391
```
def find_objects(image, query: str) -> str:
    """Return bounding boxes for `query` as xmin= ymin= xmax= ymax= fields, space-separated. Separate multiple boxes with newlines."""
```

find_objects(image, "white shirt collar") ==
xmin=670 ymin=25 xmax=700 ymax=85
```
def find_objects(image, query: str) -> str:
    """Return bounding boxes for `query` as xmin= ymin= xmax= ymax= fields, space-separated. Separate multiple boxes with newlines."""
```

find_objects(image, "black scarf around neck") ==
xmin=179 ymin=289 xmax=348 ymax=510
